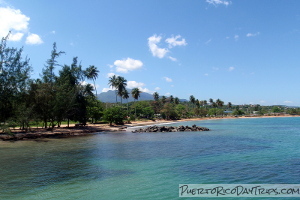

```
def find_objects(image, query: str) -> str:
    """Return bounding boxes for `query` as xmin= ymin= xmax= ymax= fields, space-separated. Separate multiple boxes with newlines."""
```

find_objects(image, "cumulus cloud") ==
xmin=206 ymin=0 xmax=232 ymax=6
xmin=155 ymin=87 xmax=161 ymax=91
xmin=0 ymin=7 xmax=29 ymax=40
xmin=163 ymin=77 xmax=173 ymax=82
xmin=114 ymin=58 xmax=143 ymax=73
xmin=229 ymin=66 xmax=235 ymax=71
xmin=148 ymin=34 xmax=187 ymax=60
xmin=165 ymin=35 xmax=187 ymax=48
xmin=8 ymin=32 xmax=24 ymax=41
xmin=102 ymin=87 xmax=114 ymax=92
xmin=127 ymin=81 xmax=145 ymax=89
xmin=148 ymin=35 xmax=169 ymax=58
xmin=246 ymin=32 xmax=260 ymax=37
xmin=0 ymin=7 xmax=43 ymax=44
xmin=26 ymin=33 xmax=43 ymax=45
xmin=127 ymin=80 xmax=152 ymax=93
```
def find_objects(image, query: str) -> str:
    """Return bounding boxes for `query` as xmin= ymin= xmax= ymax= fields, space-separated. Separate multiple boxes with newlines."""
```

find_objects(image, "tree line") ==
xmin=1 ymin=34 xmax=296 ymax=132
xmin=0 ymin=34 xmax=102 ymax=132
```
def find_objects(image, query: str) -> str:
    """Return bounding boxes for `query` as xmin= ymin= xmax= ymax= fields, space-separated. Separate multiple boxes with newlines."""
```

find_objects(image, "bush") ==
xmin=103 ymin=106 xmax=126 ymax=125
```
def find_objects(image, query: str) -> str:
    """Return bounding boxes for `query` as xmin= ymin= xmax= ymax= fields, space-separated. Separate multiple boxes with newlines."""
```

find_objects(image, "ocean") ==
xmin=1 ymin=117 xmax=300 ymax=200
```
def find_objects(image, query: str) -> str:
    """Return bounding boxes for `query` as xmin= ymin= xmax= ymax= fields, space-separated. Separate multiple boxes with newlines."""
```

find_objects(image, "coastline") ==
xmin=1 ymin=114 xmax=298 ymax=141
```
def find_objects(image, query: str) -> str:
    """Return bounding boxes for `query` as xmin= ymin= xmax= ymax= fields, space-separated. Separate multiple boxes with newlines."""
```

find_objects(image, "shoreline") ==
xmin=1 ymin=114 xmax=298 ymax=141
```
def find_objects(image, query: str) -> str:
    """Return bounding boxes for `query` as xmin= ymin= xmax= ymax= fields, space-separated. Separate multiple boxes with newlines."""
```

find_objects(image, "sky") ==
xmin=1 ymin=0 xmax=300 ymax=106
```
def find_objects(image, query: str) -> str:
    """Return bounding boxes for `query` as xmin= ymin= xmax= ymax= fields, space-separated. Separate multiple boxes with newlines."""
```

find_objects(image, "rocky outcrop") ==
xmin=132 ymin=124 xmax=210 ymax=133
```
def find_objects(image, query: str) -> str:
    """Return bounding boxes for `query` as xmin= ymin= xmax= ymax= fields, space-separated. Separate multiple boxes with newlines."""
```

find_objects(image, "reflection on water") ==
xmin=1 ymin=117 xmax=300 ymax=199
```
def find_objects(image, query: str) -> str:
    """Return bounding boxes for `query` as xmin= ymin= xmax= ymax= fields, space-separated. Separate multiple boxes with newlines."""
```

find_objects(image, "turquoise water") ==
xmin=1 ymin=117 xmax=300 ymax=199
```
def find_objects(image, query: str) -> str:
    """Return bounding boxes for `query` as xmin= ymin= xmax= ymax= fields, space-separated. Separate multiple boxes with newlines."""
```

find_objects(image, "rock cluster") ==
xmin=132 ymin=124 xmax=210 ymax=133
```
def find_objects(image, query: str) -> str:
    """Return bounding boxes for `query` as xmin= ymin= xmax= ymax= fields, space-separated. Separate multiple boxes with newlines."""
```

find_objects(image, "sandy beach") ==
xmin=0 ymin=114 xmax=298 ymax=141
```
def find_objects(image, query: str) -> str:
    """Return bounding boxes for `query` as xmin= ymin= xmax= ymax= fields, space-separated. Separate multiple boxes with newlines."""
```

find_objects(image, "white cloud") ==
xmin=148 ymin=34 xmax=187 ymax=59
xmin=126 ymin=80 xmax=152 ymax=93
xmin=0 ymin=7 xmax=42 ymax=44
xmin=168 ymin=56 xmax=177 ymax=62
xmin=102 ymin=87 xmax=114 ymax=92
xmin=206 ymin=0 xmax=232 ymax=6
xmin=165 ymin=35 xmax=187 ymax=48
xmin=0 ymin=7 xmax=29 ymax=40
xmin=163 ymin=77 xmax=173 ymax=82
xmin=51 ymin=30 xmax=56 ymax=34
xmin=80 ymin=81 xmax=88 ymax=86
xmin=229 ymin=66 xmax=235 ymax=71
xmin=114 ymin=58 xmax=143 ymax=73
xmin=25 ymin=33 xmax=43 ymax=45
xmin=155 ymin=87 xmax=161 ymax=91
xmin=140 ymin=87 xmax=151 ymax=93
xmin=9 ymin=32 xmax=24 ymax=41
xmin=165 ymin=92 xmax=171 ymax=96
xmin=148 ymin=35 xmax=169 ymax=58
xmin=246 ymin=32 xmax=260 ymax=37
xmin=127 ymin=81 xmax=145 ymax=89
xmin=284 ymin=100 xmax=293 ymax=104
xmin=204 ymin=73 xmax=209 ymax=76
xmin=106 ymin=72 xmax=116 ymax=78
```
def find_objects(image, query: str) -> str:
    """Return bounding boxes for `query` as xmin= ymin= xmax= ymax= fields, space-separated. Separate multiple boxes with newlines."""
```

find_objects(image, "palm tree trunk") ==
xmin=93 ymin=79 xmax=97 ymax=96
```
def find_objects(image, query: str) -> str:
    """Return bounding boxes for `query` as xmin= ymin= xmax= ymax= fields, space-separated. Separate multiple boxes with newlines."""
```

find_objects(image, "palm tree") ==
xmin=195 ymin=99 xmax=200 ymax=108
xmin=153 ymin=92 xmax=159 ymax=101
xmin=216 ymin=98 xmax=224 ymax=108
xmin=131 ymin=87 xmax=141 ymax=119
xmin=116 ymin=76 xmax=127 ymax=104
xmin=209 ymin=98 xmax=214 ymax=105
xmin=174 ymin=97 xmax=180 ymax=105
xmin=170 ymin=95 xmax=174 ymax=103
xmin=190 ymin=95 xmax=196 ymax=107
xmin=85 ymin=65 xmax=99 ymax=96
xmin=228 ymin=102 xmax=232 ymax=109
xmin=203 ymin=100 xmax=208 ymax=107
xmin=108 ymin=75 xmax=118 ymax=103
xmin=161 ymin=95 xmax=167 ymax=104
xmin=122 ymin=89 xmax=130 ymax=116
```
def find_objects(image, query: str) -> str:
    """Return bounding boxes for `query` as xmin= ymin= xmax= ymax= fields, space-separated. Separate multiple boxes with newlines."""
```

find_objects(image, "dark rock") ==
xmin=132 ymin=124 xmax=210 ymax=133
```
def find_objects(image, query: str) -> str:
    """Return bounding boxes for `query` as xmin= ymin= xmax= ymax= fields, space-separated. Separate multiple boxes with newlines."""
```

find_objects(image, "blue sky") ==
xmin=1 ymin=0 xmax=300 ymax=106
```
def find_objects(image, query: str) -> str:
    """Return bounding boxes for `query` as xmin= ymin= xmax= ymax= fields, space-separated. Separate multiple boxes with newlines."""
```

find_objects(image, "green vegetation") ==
xmin=0 ymin=33 xmax=298 ymax=133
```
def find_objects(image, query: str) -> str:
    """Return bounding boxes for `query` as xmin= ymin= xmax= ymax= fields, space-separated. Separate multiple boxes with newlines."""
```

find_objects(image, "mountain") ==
xmin=97 ymin=89 xmax=154 ymax=103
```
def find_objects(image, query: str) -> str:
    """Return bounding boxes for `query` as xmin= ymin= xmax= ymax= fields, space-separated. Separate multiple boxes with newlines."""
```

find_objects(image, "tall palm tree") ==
xmin=131 ymin=87 xmax=141 ymax=118
xmin=153 ymin=92 xmax=159 ymax=101
xmin=190 ymin=95 xmax=196 ymax=107
xmin=170 ymin=95 xmax=174 ymax=103
xmin=216 ymin=98 xmax=224 ymax=108
xmin=122 ymin=89 xmax=130 ymax=116
xmin=116 ymin=76 xmax=127 ymax=104
xmin=174 ymin=97 xmax=180 ymax=105
xmin=203 ymin=100 xmax=208 ymax=107
xmin=85 ymin=65 xmax=99 ymax=96
xmin=161 ymin=95 xmax=167 ymax=104
xmin=195 ymin=99 xmax=200 ymax=108
xmin=228 ymin=102 xmax=232 ymax=109
xmin=108 ymin=75 xmax=118 ymax=103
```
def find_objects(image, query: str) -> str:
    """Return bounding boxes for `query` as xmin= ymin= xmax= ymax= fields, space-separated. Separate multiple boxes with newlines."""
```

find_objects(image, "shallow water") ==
xmin=1 ymin=117 xmax=300 ymax=199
